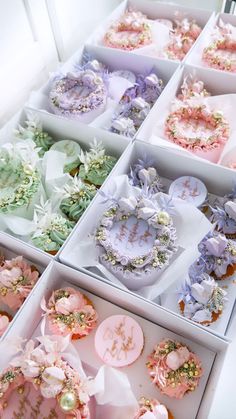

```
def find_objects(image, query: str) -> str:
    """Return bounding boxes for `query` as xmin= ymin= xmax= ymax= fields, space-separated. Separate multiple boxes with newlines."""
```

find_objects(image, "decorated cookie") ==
xmin=202 ymin=20 xmax=236 ymax=73
xmin=0 ymin=256 xmax=39 ymax=311
xmin=0 ymin=336 xmax=91 ymax=418
xmin=96 ymin=193 xmax=177 ymax=290
xmin=15 ymin=118 xmax=54 ymax=157
xmin=50 ymin=139 xmax=81 ymax=173
xmin=49 ymin=69 xmax=107 ymax=123
xmin=103 ymin=10 xmax=152 ymax=51
xmin=193 ymin=231 xmax=236 ymax=280
xmin=165 ymin=104 xmax=229 ymax=163
xmin=41 ymin=287 xmax=98 ymax=339
xmin=147 ymin=339 xmax=202 ymax=398
xmin=169 ymin=176 xmax=207 ymax=209
xmin=134 ymin=397 xmax=173 ymax=419
xmin=179 ymin=270 xmax=227 ymax=325
xmin=58 ymin=176 xmax=97 ymax=222
xmin=94 ymin=315 xmax=144 ymax=367
xmin=79 ymin=139 xmax=117 ymax=186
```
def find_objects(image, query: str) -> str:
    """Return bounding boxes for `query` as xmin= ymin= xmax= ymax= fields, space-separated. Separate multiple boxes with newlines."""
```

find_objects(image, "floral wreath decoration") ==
xmin=103 ymin=10 xmax=152 ymax=51
xmin=0 ymin=336 xmax=91 ymax=418
xmin=165 ymin=104 xmax=229 ymax=152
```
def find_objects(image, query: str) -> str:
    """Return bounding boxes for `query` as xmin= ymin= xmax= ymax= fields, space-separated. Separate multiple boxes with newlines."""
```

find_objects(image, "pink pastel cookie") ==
xmin=94 ymin=315 xmax=144 ymax=367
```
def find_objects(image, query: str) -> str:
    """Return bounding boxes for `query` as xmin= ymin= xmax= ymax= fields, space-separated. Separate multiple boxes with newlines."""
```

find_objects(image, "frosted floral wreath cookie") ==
xmin=96 ymin=192 xmax=177 ymax=290
xmin=41 ymin=287 xmax=98 ymax=340
xmin=165 ymin=104 xmax=229 ymax=157
xmin=0 ymin=256 xmax=39 ymax=311
xmin=147 ymin=339 xmax=203 ymax=399
xmin=0 ymin=336 xmax=91 ymax=418
xmin=202 ymin=21 xmax=236 ymax=73
xmin=103 ymin=10 xmax=152 ymax=51
xmin=49 ymin=69 xmax=107 ymax=122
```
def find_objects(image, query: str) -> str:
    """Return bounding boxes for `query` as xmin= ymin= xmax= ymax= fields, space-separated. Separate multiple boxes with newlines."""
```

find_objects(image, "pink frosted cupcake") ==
xmin=41 ymin=287 xmax=98 ymax=340
xmin=134 ymin=397 xmax=173 ymax=419
xmin=0 ymin=256 xmax=39 ymax=311
xmin=147 ymin=339 xmax=202 ymax=399
xmin=0 ymin=311 xmax=12 ymax=337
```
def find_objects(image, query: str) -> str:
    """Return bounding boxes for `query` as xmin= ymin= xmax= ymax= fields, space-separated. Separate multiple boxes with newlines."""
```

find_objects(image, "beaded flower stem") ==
xmin=165 ymin=105 xmax=229 ymax=151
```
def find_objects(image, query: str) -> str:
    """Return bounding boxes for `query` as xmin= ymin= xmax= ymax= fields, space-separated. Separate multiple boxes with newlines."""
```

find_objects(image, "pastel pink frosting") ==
xmin=134 ymin=398 xmax=169 ymax=419
xmin=0 ymin=336 xmax=90 ymax=418
xmin=0 ymin=314 xmax=10 ymax=337
xmin=0 ymin=256 xmax=39 ymax=310
xmin=147 ymin=339 xmax=202 ymax=399
xmin=41 ymin=287 xmax=98 ymax=338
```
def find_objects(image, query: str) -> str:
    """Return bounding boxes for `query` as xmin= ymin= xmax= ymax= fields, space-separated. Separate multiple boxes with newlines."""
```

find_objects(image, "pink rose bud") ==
xmin=166 ymin=346 xmax=190 ymax=371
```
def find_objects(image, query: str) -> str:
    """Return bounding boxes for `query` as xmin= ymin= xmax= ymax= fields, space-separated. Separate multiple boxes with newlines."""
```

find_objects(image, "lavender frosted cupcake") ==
xmin=211 ymin=185 xmax=236 ymax=239
xmin=96 ymin=193 xmax=177 ymax=290
xmin=179 ymin=265 xmax=227 ymax=325
xmin=194 ymin=231 xmax=236 ymax=280
xmin=110 ymin=72 xmax=164 ymax=137
xmin=129 ymin=157 xmax=163 ymax=193
xmin=79 ymin=139 xmax=117 ymax=186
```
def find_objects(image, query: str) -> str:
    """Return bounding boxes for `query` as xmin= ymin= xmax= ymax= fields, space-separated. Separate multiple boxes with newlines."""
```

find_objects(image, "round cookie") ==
xmin=94 ymin=314 xmax=144 ymax=367
xmin=169 ymin=176 xmax=207 ymax=209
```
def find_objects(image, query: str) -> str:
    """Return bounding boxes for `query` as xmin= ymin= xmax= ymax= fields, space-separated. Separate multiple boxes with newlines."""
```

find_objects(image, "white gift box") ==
xmin=0 ymin=231 xmax=50 ymax=341
xmin=0 ymin=108 xmax=127 ymax=258
xmin=137 ymin=62 xmax=236 ymax=170
xmin=0 ymin=260 xmax=228 ymax=419
xmin=86 ymin=0 xmax=214 ymax=64
xmin=187 ymin=12 xmax=236 ymax=74
xmin=60 ymin=140 xmax=236 ymax=338
xmin=26 ymin=43 xmax=178 ymax=143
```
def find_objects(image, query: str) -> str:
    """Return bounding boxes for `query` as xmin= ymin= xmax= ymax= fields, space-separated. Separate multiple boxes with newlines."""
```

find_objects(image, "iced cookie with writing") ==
xmin=94 ymin=315 xmax=144 ymax=367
